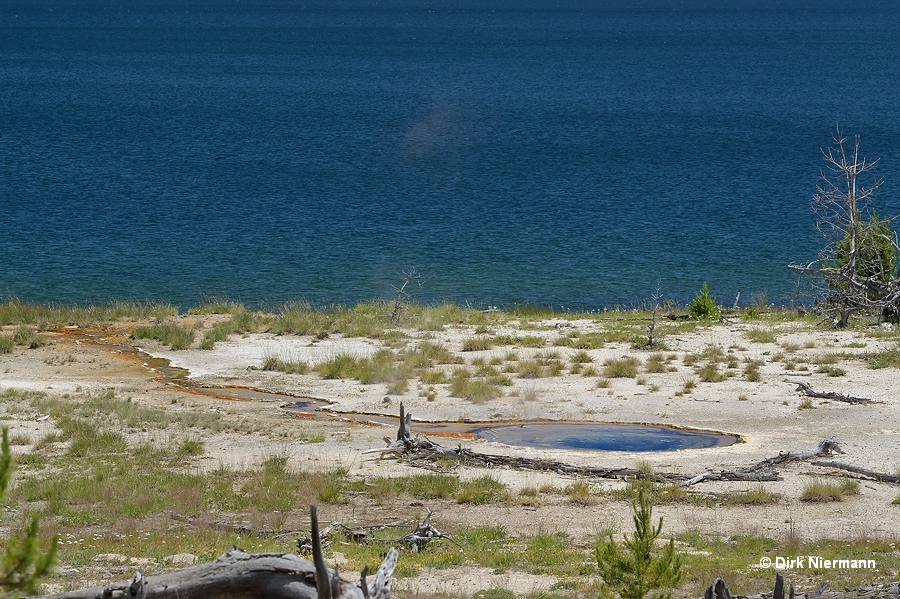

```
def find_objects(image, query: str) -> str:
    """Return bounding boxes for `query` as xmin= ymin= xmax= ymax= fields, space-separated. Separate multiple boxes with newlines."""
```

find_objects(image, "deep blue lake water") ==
xmin=3 ymin=0 xmax=900 ymax=310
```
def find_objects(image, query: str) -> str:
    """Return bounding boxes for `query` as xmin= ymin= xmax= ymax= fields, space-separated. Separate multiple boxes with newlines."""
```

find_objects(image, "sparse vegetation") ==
xmin=462 ymin=337 xmax=494 ymax=352
xmin=5 ymin=299 xmax=900 ymax=595
xmin=743 ymin=360 xmax=764 ymax=382
xmin=867 ymin=344 xmax=900 ymax=369
xmin=449 ymin=368 xmax=504 ymax=403
xmin=457 ymin=476 xmax=508 ymax=504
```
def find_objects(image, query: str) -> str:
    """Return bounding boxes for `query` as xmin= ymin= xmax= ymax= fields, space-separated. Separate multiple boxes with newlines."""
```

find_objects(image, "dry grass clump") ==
xmin=462 ymin=337 xmax=494 ymax=352
xmin=602 ymin=356 xmax=641 ymax=378
xmin=745 ymin=328 xmax=777 ymax=344
xmin=743 ymin=359 xmax=764 ymax=382
xmin=725 ymin=485 xmax=780 ymax=505
xmin=644 ymin=353 xmax=669 ymax=373
xmin=511 ymin=351 xmax=564 ymax=378
xmin=800 ymin=479 xmax=860 ymax=502
xmin=448 ymin=368 xmax=506 ymax=403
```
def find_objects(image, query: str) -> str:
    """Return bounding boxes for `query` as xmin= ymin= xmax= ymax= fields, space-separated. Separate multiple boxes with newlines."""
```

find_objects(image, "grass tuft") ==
xmin=800 ymin=479 xmax=860 ymax=502
xmin=602 ymin=356 xmax=641 ymax=378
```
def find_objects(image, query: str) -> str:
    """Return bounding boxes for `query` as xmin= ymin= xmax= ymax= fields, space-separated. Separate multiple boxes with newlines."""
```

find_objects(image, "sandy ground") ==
xmin=2 ymin=317 xmax=900 ymax=595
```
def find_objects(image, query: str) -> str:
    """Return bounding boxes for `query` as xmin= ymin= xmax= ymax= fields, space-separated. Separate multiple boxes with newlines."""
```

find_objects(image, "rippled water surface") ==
xmin=3 ymin=0 xmax=900 ymax=309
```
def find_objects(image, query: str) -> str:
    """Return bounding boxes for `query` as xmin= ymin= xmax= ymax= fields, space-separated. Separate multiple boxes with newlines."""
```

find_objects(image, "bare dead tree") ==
xmin=389 ymin=268 xmax=431 ymax=324
xmin=645 ymin=281 xmax=663 ymax=349
xmin=789 ymin=129 xmax=900 ymax=327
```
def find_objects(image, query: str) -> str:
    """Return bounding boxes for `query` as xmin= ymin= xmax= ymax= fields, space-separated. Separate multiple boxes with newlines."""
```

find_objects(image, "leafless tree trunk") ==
xmin=389 ymin=268 xmax=431 ymax=324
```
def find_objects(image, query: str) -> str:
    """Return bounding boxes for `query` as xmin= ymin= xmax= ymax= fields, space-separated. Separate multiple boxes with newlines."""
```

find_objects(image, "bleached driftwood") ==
xmin=31 ymin=506 xmax=398 ymax=599
xmin=810 ymin=460 xmax=900 ymax=483
xmin=397 ymin=508 xmax=459 ymax=553
xmin=792 ymin=381 xmax=877 ymax=405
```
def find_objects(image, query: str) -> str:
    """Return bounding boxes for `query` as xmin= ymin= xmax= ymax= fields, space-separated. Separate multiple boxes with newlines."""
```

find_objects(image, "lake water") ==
xmin=3 ymin=0 xmax=900 ymax=310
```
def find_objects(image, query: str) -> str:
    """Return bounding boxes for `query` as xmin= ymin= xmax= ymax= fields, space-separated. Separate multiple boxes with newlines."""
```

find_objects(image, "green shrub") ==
xmin=689 ymin=283 xmax=721 ymax=321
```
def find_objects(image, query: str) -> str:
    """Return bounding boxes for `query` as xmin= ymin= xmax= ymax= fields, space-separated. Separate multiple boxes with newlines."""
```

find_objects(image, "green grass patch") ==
xmin=261 ymin=355 xmax=310 ymax=374
xmin=743 ymin=360 xmax=764 ymax=382
xmin=745 ymin=329 xmax=777 ymax=343
xmin=366 ymin=473 xmax=460 ymax=503
xmin=131 ymin=323 xmax=195 ymax=350
xmin=0 ymin=300 xmax=177 ymax=328
xmin=458 ymin=476 xmax=508 ymax=504
xmin=199 ymin=306 xmax=260 ymax=349
xmin=724 ymin=485 xmax=780 ymax=505
xmin=449 ymin=369 xmax=504 ymax=403
xmin=696 ymin=362 xmax=727 ymax=383
xmin=867 ymin=344 xmax=900 ymax=369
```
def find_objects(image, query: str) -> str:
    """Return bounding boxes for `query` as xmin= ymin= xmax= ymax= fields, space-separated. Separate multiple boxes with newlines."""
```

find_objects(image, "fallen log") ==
xmin=741 ymin=438 xmax=843 ymax=472
xmin=792 ymin=381 xmax=877 ymax=405
xmin=810 ymin=460 xmax=900 ymax=483
xmin=30 ymin=506 xmax=399 ymax=599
